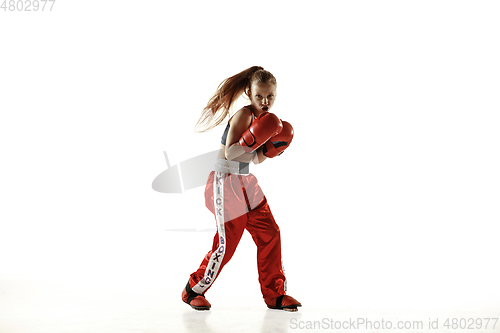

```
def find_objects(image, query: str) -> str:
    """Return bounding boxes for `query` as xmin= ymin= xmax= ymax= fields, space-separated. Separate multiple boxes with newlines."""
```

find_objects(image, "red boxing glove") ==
xmin=239 ymin=112 xmax=283 ymax=153
xmin=263 ymin=120 xmax=294 ymax=158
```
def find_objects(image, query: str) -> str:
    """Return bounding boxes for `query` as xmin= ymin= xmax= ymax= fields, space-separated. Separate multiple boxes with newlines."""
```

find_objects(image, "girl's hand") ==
xmin=263 ymin=120 xmax=294 ymax=158
xmin=239 ymin=112 xmax=282 ymax=153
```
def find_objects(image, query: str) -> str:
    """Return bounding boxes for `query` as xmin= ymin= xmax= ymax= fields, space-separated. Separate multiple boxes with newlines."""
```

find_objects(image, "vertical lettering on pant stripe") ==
xmin=192 ymin=171 xmax=226 ymax=295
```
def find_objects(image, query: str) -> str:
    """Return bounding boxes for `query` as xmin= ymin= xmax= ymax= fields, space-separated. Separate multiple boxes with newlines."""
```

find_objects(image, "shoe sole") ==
xmin=183 ymin=300 xmax=211 ymax=311
xmin=267 ymin=304 xmax=302 ymax=310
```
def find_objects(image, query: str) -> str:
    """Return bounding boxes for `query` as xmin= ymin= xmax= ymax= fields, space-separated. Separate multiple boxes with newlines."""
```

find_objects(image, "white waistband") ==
xmin=214 ymin=159 xmax=249 ymax=175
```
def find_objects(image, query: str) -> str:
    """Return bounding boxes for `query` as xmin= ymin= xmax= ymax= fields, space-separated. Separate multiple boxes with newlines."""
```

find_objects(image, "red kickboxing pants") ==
xmin=188 ymin=170 xmax=287 ymax=299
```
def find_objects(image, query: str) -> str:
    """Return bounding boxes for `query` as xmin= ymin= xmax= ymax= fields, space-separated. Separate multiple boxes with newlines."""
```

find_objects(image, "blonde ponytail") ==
xmin=195 ymin=66 xmax=276 ymax=132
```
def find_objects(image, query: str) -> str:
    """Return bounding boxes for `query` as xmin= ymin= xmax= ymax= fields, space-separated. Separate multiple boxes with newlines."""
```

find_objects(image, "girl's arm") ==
xmin=252 ymin=146 xmax=268 ymax=164
xmin=225 ymin=108 xmax=267 ymax=164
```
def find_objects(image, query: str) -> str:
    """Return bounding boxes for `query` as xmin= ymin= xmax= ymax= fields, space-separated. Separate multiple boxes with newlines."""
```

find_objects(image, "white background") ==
xmin=1 ymin=0 xmax=499 ymax=331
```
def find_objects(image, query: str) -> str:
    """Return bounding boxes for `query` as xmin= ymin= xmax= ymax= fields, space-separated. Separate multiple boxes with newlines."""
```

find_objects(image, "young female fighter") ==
xmin=181 ymin=66 xmax=301 ymax=311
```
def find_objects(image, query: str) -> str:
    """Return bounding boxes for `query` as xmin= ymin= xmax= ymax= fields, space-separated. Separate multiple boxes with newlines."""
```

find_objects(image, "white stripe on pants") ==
xmin=192 ymin=171 xmax=227 ymax=294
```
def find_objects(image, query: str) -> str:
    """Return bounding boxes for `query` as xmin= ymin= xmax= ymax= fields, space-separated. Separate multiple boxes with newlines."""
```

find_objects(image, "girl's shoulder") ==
xmin=228 ymin=106 xmax=254 ymax=125
xmin=240 ymin=105 xmax=254 ymax=117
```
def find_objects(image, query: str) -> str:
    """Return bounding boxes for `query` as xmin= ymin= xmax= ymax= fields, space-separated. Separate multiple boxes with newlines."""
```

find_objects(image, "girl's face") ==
xmin=247 ymin=82 xmax=277 ymax=114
